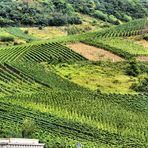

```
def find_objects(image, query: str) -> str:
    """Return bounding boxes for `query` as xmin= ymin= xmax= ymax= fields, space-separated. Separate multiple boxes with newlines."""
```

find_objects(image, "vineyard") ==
xmin=91 ymin=18 xmax=148 ymax=38
xmin=82 ymin=37 xmax=148 ymax=59
xmin=0 ymin=18 xmax=148 ymax=147
xmin=0 ymin=63 xmax=51 ymax=96
xmin=0 ymin=43 xmax=86 ymax=63
xmin=0 ymin=96 xmax=146 ymax=147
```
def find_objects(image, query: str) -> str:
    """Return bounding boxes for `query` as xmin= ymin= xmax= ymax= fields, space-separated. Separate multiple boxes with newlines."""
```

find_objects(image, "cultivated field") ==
xmin=0 ymin=18 xmax=148 ymax=147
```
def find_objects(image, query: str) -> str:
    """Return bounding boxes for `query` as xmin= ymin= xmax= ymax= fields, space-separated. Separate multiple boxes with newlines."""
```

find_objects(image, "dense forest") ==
xmin=0 ymin=0 xmax=147 ymax=26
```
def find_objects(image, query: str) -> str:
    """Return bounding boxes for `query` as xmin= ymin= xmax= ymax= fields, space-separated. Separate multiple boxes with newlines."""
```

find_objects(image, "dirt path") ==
xmin=67 ymin=43 xmax=124 ymax=62
xmin=137 ymin=56 xmax=148 ymax=61
xmin=136 ymin=40 xmax=148 ymax=48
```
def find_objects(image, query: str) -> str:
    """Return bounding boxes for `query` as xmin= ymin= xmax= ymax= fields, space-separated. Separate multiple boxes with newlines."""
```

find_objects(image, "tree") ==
xmin=132 ymin=77 xmax=148 ymax=93
xmin=93 ymin=10 xmax=108 ymax=21
xmin=126 ymin=59 xmax=141 ymax=77
xmin=21 ymin=118 xmax=36 ymax=138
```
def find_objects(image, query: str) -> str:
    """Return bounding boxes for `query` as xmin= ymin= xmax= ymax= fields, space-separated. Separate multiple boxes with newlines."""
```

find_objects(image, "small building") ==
xmin=0 ymin=138 xmax=44 ymax=148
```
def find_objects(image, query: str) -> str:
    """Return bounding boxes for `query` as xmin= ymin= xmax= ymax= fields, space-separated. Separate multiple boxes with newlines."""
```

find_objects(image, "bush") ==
xmin=131 ymin=77 xmax=148 ymax=93
xmin=93 ymin=10 xmax=108 ymax=21
xmin=38 ymin=26 xmax=43 ymax=30
xmin=66 ymin=25 xmax=91 ymax=35
xmin=108 ymin=15 xmax=120 ymax=24
xmin=24 ymin=30 xmax=29 ymax=34
xmin=48 ymin=15 xmax=66 ymax=26
xmin=126 ymin=59 xmax=141 ymax=77
xmin=0 ymin=36 xmax=14 ymax=42
xmin=0 ymin=17 xmax=15 ymax=26
xmin=143 ymin=34 xmax=148 ymax=40
xmin=122 ymin=14 xmax=132 ymax=22
xmin=21 ymin=118 xmax=36 ymax=138
xmin=67 ymin=15 xmax=82 ymax=25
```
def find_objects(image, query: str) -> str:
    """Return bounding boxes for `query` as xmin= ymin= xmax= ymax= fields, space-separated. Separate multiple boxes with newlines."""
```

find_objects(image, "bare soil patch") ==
xmin=67 ymin=43 xmax=124 ymax=62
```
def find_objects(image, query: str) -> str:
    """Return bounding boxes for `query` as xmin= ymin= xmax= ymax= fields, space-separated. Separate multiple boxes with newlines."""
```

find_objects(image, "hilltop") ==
xmin=0 ymin=0 xmax=147 ymax=26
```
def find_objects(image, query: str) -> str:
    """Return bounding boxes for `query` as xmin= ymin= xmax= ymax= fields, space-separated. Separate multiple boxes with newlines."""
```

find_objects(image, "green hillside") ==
xmin=0 ymin=61 xmax=148 ymax=147
xmin=0 ymin=0 xmax=147 ymax=26
xmin=0 ymin=2 xmax=148 ymax=147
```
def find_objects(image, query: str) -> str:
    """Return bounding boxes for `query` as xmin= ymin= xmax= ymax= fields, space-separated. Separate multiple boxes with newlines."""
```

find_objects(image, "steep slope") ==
xmin=0 ymin=62 xmax=148 ymax=147
xmin=0 ymin=31 xmax=148 ymax=147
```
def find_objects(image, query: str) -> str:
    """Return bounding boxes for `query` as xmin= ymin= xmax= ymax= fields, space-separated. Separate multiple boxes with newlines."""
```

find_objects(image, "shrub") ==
xmin=38 ymin=26 xmax=43 ymax=30
xmin=21 ymin=118 xmax=36 ymax=138
xmin=93 ymin=10 xmax=108 ymax=21
xmin=131 ymin=77 xmax=148 ymax=93
xmin=143 ymin=34 xmax=148 ymax=40
xmin=66 ymin=25 xmax=91 ymax=35
xmin=126 ymin=59 xmax=141 ymax=77
xmin=24 ymin=30 xmax=29 ymax=34
xmin=0 ymin=36 xmax=14 ymax=42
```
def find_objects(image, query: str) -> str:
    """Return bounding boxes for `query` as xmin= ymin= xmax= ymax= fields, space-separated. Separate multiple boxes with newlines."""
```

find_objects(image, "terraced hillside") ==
xmin=0 ymin=61 xmax=147 ymax=147
xmin=83 ymin=37 xmax=148 ymax=59
xmin=80 ymin=18 xmax=148 ymax=59
xmin=44 ymin=18 xmax=148 ymax=44
xmin=0 ymin=43 xmax=86 ymax=63
xmin=94 ymin=18 xmax=148 ymax=38
xmin=74 ymin=18 xmax=148 ymax=42
xmin=0 ymin=18 xmax=148 ymax=147
xmin=0 ymin=63 xmax=51 ymax=96
xmin=0 ymin=94 xmax=148 ymax=147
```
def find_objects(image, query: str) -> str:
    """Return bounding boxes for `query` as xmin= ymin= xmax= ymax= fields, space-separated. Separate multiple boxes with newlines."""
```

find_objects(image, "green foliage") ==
xmin=0 ymin=17 xmax=14 ymax=26
xmin=0 ymin=0 xmax=147 ymax=26
xmin=66 ymin=25 xmax=91 ymax=35
xmin=82 ymin=36 xmax=148 ymax=59
xmin=52 ymin=62 xmax=139 ymax=94
xmin=0 ymin=35 xmax=14 ymax=42
xmin=21 ymin=118 xmax=36 ymax=138
xmin=0 ymin=42 xmax=86 ymax=63
xmin=38 ymin=26 xmax=43 ymax=30
xmin=0 ymin=60 xmax=148 ymax=147
xmin=132 ymin=76 xmax=148 ymax=93
xmin=24 ymin=30 xmax=29 ymax=34
xmin=69 ymin=0 xmax=148 ymax=23
xmin=0 ymin=6 xmax=148 ymax=146
xmin=93 ymin=18 xmax=148 ymax=38
xmin=143 ymin=34 xmax=148 ymax=40
xmin=82 ymin=39 xmax=133 ymax=59
xmin=93 ymin=10 xmax=108 ymax=21
xmin=0 ymin=0 xmax=81 ymax=26
xmin=6 ymin=27 xmax=36 ymax=41
xmin=126 ymin=59 xmax=141 ymax=77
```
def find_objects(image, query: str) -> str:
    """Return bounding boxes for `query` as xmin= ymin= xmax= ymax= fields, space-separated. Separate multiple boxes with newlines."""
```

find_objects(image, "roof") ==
xmin=0 ymin=138 xmax=44 ymax=146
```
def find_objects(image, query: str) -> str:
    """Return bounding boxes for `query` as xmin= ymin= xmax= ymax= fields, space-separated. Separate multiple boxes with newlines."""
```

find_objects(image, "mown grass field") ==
xmin=0 ymin=18 xmax=148 ymax=147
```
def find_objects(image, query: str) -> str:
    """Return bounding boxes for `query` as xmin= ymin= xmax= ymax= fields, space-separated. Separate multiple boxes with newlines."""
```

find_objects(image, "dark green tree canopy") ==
xmin=0 ymin=0 xmax=147 ymax=26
